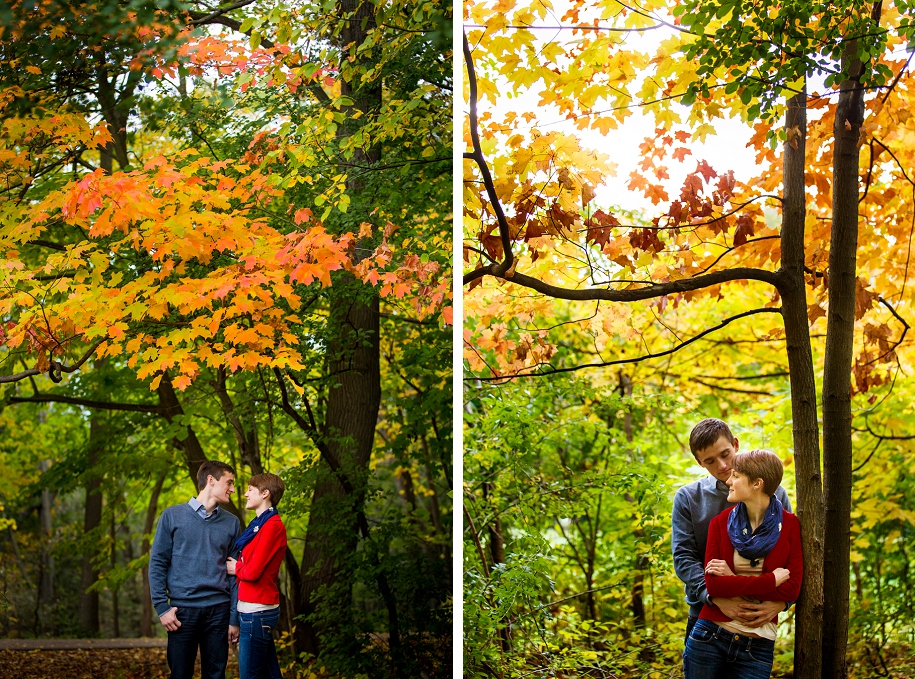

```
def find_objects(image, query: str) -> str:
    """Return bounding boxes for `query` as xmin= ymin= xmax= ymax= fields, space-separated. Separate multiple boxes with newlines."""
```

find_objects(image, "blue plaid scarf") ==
xmin=233 ymin=506 xmax=279 ymax=555
xmin=727 ymin=495 xmax=783 ymax=568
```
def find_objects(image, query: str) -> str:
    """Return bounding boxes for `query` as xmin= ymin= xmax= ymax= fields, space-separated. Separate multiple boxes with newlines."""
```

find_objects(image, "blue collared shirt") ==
xmin=188 ymin=497 xmax=218 ymax=520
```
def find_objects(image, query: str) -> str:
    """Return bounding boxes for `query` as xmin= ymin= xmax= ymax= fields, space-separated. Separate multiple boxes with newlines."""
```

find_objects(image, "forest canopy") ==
xmin=463 ymin=0 xmax=915 ymax=677
xmin=0 ymin=1 xmax=452 ymax=677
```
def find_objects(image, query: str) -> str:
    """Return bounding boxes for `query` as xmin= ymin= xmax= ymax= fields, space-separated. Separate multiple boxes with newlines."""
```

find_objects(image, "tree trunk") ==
xmin=78 ymin=414 xmax=104 ymax=635
xmin=777 ymin=89 xmax=825 ymax=679
xmin=822 ymin=27 xmax=870 ymax=679
xmin=111 ymin=508 xmax=120 ymax=638
xmin=619 ymin=372 xmax=647 ymax=628
xmin=214 ymin=369 xmax=264 ymax=477
xmin=38 ymin=458 xmax=55 ymax=627
xmin=294 ymin=0 xmax=391 ymax=664
xmin=157 ymin=373 xmax=240 ymax=521
xmin=296 ymin=291 xmax=383 ymax=657
xmin=140 ymin=472 xmax=167 ymax=637
xmin=156 ymin=371 xmax=209 ymax=487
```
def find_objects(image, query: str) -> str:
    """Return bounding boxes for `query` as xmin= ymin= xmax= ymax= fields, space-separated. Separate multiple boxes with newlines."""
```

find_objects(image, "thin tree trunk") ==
xmin=111 ymin=508 xmax=120 ymax=638
xmin=38 ymin=458 xmax=55 ymax=628
xmin=619 ymin=372 xmax=647 ymax=628
xmin=423 ymin=462 xmax=443 ymax=536
xmin=6 ymin=525 xmax=31 ymax=586
xmin=214 ymin=369 xmax=264 ymax=477
xmin=777 ymin=89 xmax=825 ymax=679
xmin=157 ymin=373 xmax=240 ymax=520
xmin=822 ymin=19 xmax=872 ymax=676
xmin=140 ymin=472 xmax=167 ymax=637
xmin=156 ymin=371 xmax=209 ymax=487
xmin=78 ymin=414 xmax=104 ymax=635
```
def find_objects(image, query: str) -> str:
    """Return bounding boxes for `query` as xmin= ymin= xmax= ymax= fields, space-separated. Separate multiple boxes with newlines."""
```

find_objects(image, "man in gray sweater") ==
xmin=672 ymin=419 xmax=793 ymax=642
xmin=149 ymin=461 xmax=241 ymax=679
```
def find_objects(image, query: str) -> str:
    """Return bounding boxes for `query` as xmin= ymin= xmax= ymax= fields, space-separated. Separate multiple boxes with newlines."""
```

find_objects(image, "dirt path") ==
xmin=0 ymin=638 xmax=167 ymax=650
xmin=0 ymin=645 xmax=239 ymax=679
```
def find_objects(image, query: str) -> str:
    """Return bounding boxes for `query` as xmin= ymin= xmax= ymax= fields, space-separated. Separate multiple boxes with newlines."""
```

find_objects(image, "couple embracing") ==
xmin=148 ymin=461 xmax=288 ymax=679
xmin=673 ymin=419 xmax=804 ymax=679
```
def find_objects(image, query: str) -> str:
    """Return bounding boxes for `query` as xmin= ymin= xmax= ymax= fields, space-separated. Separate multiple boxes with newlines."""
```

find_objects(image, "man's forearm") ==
xmin=148 ymin=563 xmax=170 ymax=616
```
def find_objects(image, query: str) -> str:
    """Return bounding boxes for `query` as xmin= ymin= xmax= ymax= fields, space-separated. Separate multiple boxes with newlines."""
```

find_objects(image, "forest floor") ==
xmin=0 ymin=647 xmax=237 ymax=679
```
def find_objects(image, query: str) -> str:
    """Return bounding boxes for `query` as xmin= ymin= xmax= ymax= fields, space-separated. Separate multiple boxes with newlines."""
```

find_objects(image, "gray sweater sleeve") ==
xmin=148 ymin=510 xmax=173 ymax=617
xmin=672 ymin=488 xmax=711 ymax=608
xmin=776 ymin=486 xmax=792 ymax=513
xmin=229 ymin=516 xmax=240 ymax=627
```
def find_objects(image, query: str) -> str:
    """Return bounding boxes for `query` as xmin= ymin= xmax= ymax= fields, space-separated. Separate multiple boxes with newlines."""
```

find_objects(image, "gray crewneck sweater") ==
xmin=672 ymin=476 xmax=792 ymax=618
xmin=149 ymin=503 xmax=240 ymax=624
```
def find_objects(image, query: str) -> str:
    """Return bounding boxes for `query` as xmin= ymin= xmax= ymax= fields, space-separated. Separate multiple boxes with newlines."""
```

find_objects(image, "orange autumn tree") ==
xmin=463 ymin=1 xmax=915 ymax=676
xmin=1 ymin=0 xmax=451 ymax=673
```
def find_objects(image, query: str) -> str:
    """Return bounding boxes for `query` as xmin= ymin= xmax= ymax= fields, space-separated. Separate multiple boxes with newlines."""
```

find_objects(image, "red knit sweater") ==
xmin=235 ymin=514 xmax=287 ymax=605
xmin=699 ymin=505 xmax=803 ymax=624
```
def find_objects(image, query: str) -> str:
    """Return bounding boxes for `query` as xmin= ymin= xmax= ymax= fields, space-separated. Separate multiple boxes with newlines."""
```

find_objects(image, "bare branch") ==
xmin=463 ymin=31 xmax=513 ymax=277
xmin=7 ymin=394 xmax=162 ymax=413
xmin=464 ymin=266 xmax=782 ymax=301
xmin=466 ymin=308 xmax=783 ymax=382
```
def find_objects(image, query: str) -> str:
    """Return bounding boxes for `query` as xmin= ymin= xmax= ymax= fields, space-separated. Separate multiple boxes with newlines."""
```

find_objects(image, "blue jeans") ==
xmin=238 ymin=608 xmax=283 ymax=679
xmin=683 ymin=618 xmax=775 ymax=679
xmin=166 ymin=603 xmax=230 ymax=679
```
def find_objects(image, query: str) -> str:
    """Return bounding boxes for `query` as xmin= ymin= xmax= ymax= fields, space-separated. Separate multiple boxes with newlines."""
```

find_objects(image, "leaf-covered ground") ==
xmin=0 ymin=648 xmax=238 ymax=679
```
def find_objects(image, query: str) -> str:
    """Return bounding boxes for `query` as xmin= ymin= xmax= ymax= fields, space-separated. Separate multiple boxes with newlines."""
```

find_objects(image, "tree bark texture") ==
xmin=777 ymin=90 xmax=825 ymax=679
xmin=38 ymin=458 xmax=55 ymax=622
xmin=822 ymin=31 xmax=869 ymax=679
xmin=296 ymin=291 xmax=383 ymax=657
xmin=78 ymin=414 xmax=104 ymax=635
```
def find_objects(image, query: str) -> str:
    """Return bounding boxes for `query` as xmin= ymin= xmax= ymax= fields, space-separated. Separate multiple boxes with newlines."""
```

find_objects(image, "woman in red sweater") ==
xmin=683 ymin=450 xmax=803 ymax=679
xmin=227 ymin=473 xmax=288 ymax=679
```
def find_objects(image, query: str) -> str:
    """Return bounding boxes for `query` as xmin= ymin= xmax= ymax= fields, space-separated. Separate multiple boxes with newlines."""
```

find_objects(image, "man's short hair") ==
xmin=196 ymin=461 xmax=236 ymax=491
xmin=689 ymin=418 xmax=735 ymax=458
xmin=248 ymin=473 xmax=285 ymax=507
xmin=732 ymin=449 xmax=784 ymax=496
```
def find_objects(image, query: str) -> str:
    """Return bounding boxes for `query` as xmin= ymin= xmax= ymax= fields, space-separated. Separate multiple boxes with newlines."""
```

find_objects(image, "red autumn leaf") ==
xmin=668 ymin=200 xmax=684 ymax=224
xmin=585 ymin=209 xmax=621 ymax=247
xmin=696 ymin=159 xmax=717 ymax=183
xmin=855 ymin=277 xmax=880 ymax=320
xmin=480 ymin=227 xmax=503 ymax=261
xmin=629 ymin=228 xmax=664 ymax=254
xmin=733 ymin=213 xmax=755 ymax=246
xmin=716 ymin=170 xmax=736 ymax=201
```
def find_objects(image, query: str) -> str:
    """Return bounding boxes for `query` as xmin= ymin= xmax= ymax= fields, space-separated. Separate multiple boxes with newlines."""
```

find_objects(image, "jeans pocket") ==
xmin=747 ymin=642 xmax=775 ymax=665
xmin=688 ymin=621 xmax=715 ymax=644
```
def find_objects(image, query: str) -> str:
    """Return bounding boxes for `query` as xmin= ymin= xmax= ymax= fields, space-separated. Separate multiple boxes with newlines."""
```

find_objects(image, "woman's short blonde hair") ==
xmin=732 ymin=449 xmax=784 ymax=495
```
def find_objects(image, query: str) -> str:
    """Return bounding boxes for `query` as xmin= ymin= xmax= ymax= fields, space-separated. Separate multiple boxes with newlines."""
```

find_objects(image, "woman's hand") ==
xmin=705 ymin=559 xmax=735 ymax=577
xmin=226 ymin=557 xmax=237 ymax=576
xmin=772 ymin=568 xmax=790 ymax=586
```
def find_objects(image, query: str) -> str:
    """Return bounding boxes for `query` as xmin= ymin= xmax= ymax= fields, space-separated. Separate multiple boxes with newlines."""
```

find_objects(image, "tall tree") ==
xmin=463 ymin=1 xmax=914 ymax=675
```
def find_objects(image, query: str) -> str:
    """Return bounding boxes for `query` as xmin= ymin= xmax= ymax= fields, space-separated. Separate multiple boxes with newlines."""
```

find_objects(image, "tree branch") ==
xmin=464 ymin=266 xmax=782 ymax=301
xmin=466 ymin=308 xmax=783 ymax=381
xmin=463 ymin=31 xmax=513 ymax=277
xmin=0 ymin=339 xmax=104 ymax=384
xmin=8 ymin=393 xmax=162 ymax=413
